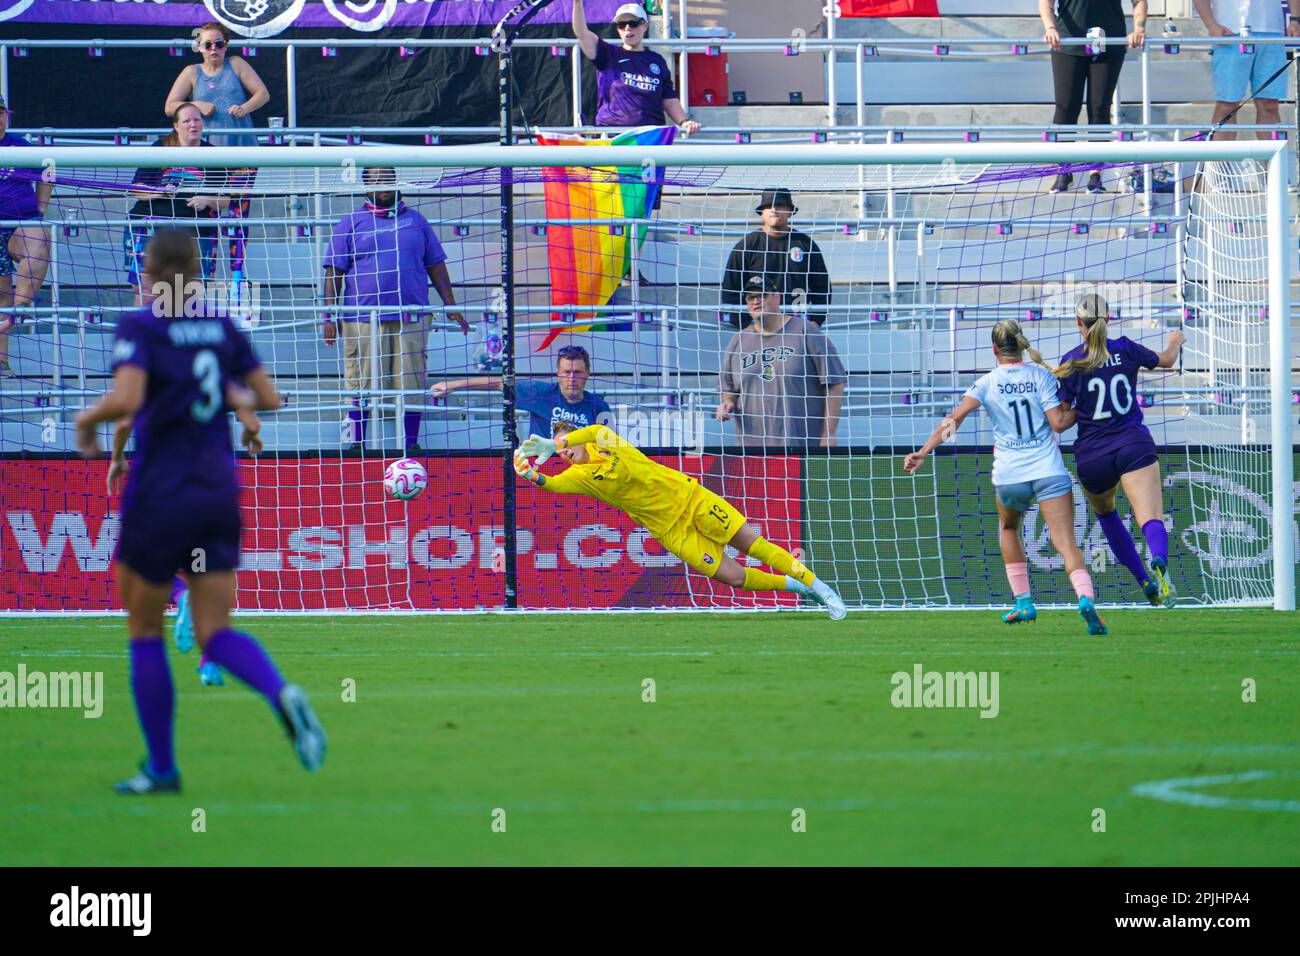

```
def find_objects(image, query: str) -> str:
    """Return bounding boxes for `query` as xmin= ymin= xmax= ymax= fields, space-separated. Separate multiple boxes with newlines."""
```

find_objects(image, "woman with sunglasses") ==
xmin=572 ymin=1 xmax=701 ymax=135
xmin=164 ymin=22 xmax=269 ymax=148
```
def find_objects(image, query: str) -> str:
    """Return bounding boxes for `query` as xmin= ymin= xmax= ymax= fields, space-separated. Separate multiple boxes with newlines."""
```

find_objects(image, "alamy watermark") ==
xmin=0 ymin=666 xmax=103 ymax=718
xmin=149 ymin=275 xmax=263 ymax=326
xmin=890 ymin=664 xmax=1000 ymax=719
xmin=597 ymin=404 xmax=707 ymax=455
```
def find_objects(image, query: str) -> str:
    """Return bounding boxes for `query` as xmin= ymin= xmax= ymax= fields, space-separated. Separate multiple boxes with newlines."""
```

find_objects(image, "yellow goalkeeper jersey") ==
xmin=540 ymin=424 xmax=699 ymax=538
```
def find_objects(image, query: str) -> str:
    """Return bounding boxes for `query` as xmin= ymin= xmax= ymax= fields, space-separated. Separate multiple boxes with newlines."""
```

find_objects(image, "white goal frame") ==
xmin=4 ymin=140 xmax=1294 ymax=612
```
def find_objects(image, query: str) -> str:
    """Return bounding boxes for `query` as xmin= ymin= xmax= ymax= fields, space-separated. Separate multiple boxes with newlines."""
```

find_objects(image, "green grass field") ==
xmin=2 ymin=610 xmax=1297 ymax=866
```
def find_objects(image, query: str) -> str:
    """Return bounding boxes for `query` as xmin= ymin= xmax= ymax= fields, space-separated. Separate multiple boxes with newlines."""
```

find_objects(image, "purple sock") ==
xmin=348 ymin=399 xmax=366 ymax=445
xmin=1142 ymin=518 xmax=1169 ymax=565
xmin=129 ymin=637 xmax=176 ymax=778
xmin=169 ymin=577 xmax=186 ymax=604
xmin=203 ymin=628 xmax=287 ymax=704
xmin=1097 ymin=510 xmax=1148 ymax=585
xmin=403 ymin=411 xmax=421 ymax=449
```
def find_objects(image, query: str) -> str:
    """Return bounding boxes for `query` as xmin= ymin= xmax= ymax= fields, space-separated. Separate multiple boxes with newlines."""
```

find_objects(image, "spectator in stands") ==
xmin=717 ymin=275 xmax=846 ymax=449
xmin=572 ymin=1 xmax=701 ymax=135
xmin=164 ymin=21 xmax=269 ymax=148
xmin=430 ymin=344 xmax=611 ymax=441
xmin=720 ymin=189 xmax=830 ymax=328
xmin=125 ymin=103 xmax=234 ymax=301
xmin=0 ymin=95 xmax=53 ymax=379
xmin=323 ymin=168 xmax=467 ymax=454
xmin=1040 ymin=1 xmax=1148 ymax=192
xmin=1193 ymin=1 xmax=1300 ymax=140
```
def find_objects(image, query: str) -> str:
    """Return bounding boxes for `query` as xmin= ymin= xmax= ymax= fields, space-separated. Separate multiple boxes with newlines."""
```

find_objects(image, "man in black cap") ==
xmin=719 ymin=188 xmax=831 ymax=328
xmin=717 ymin=274 xmax=846 ymax=450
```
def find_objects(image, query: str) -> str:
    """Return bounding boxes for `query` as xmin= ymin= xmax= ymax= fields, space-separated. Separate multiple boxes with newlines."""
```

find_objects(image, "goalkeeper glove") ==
xmin=518 ymin=433 xmax=559 ymax=465
xmin=513 ymin=450 xmax=541 ymax=485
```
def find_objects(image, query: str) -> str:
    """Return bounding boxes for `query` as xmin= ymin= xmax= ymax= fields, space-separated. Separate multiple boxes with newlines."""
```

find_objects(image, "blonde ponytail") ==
xmin=1054 ymin=300 xmax=1112 ymax=379
xmin=991 ymin=319 xmax=1050 ymax=370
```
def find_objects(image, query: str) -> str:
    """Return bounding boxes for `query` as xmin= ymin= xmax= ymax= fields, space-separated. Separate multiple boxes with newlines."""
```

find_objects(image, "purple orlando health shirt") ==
xmin=111 ymin=306 xmax=260 ymax=511
xmin=0 ymin=132 xmax=42 ymax=220
xmin=592 ymin=40 xmax=678 ymax=127
xmin=323 ymin=205 xmax=448 ymax=323
xmin=1057 ymin=336 xmax=1161 ymax=458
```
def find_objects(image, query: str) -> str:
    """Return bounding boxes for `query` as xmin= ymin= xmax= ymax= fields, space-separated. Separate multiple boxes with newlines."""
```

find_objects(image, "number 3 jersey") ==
xmin=111 ymin=306 xmax=260 ymax=511
xmin=1056 ymin=336 xmax=1161 ymax=459
xmin=964 ymin=362 xmax=1066 ymax=486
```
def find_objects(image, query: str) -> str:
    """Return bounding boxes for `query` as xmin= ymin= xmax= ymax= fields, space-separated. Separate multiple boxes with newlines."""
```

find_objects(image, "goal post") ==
xmin=0 ymin=140 xmax=1293 ymax=612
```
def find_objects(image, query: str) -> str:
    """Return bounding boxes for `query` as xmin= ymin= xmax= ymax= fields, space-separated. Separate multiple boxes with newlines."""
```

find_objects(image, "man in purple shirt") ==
xmin=323 ymin=168 xmax=467 ymax=454
xmin=572 ymin=2 xmax=701 ymax=133
xmin=0 ymin=96 xmax=54 ymax=379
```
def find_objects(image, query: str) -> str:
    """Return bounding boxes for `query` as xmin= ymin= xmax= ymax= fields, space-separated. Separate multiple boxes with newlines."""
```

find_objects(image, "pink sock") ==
xmin=1005 ymin=562 xmax=1030 ymax=598
xmin=1069 ymin=568 xmax=1095 ymax=600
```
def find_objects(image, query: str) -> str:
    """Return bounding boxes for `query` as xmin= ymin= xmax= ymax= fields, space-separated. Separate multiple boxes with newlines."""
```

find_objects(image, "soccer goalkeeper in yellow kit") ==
xmin=513 ymin=422 xmax=847 ymax=619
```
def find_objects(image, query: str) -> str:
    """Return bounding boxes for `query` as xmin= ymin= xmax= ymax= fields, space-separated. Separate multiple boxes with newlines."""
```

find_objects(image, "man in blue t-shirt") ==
xmin=430 ymin=344 xmax=612 ymax=441
xmin=572 ymin=1 xmax=700 ymax=133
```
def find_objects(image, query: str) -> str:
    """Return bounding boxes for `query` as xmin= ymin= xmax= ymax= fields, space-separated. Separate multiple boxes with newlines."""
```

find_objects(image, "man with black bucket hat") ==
xmin=720 ymin=188 xmax=831 ymax=328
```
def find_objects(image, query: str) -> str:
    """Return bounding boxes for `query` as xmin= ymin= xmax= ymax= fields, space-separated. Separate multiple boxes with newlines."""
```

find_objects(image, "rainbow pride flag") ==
xmin=535 ymin=126 xmax=676 ymax=350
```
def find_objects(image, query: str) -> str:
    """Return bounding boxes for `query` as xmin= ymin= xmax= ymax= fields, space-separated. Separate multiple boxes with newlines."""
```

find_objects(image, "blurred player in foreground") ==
xmin=75 ymin=229 xmax=325 ymax=794
xmin=1054 ymin=293 xmax=1185 ymax=606
xmin=109 ymin=418 xmax=221 ymax=685
xmin=904 ymin=319 xmax=1107 ymax=635
xmin=513 ymin=422 xmax=846 ymax=618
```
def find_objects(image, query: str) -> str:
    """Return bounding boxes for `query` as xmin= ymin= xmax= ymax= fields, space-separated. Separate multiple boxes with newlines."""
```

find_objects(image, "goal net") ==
xmin=0 ymin=141 xmax=1292 ymax=612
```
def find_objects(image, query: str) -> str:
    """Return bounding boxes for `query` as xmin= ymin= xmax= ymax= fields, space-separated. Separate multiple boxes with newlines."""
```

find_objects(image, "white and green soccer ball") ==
xmin=384 ymin=458 xmax=427 ymax=501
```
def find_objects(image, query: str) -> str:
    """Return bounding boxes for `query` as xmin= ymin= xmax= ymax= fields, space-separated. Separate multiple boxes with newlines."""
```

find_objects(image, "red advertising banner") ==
xmin=838 ymin=1 xmax=941 ymax=16
xmin=0 ymin=455 xmax=802 ymax=612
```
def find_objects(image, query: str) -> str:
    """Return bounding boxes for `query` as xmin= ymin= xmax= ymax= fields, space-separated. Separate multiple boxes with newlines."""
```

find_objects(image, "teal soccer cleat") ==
xmin=173 ymin=588 xmax=195 ymax=653
xmin=1078 ymin=596 xmax=1109 ymax=635
xmin=278 ymin=684 xmax=327 ymax=771
xmin=1001 ymin=599 xmax=1037 ymax=625
xmin=198 ymin=661 xmax=225 ymax=686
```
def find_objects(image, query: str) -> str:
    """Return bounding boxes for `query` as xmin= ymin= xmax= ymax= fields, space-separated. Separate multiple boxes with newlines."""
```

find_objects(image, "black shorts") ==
xmin=115 ymin=495 xmax=242 ymax=584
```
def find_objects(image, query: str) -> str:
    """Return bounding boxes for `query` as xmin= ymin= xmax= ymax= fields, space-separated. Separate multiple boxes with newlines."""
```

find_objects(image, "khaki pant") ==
xmin=341 ymin=318 xmax=428 ymax=392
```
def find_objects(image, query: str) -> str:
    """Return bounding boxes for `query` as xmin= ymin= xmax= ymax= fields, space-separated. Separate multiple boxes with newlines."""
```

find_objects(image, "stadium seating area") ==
xmin=1 ymin=1 xmax=1297 ymax=454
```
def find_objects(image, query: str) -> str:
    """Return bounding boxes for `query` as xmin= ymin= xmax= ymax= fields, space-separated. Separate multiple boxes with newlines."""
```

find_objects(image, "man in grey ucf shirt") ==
xmin=717 ymin=275 xmax=847 ymax=449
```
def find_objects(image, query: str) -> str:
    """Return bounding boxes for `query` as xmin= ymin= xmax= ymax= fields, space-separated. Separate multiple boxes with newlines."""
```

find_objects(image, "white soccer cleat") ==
xmin=810 ymin=578 xmax=848 ymax=621
xmin=277 ymin=684 xmax=327 ymax=772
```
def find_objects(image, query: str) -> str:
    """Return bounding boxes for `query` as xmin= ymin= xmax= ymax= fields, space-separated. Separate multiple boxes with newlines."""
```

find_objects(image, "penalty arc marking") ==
xmin=1131 ymin=770 xmax=1300 ymax=813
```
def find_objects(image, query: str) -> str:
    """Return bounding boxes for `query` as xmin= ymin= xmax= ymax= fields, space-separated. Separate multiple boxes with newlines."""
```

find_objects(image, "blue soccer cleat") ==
xmin=277 ymin=684 xmax=327 ymax=771
xmin=173 ymin=588 xmax=195 ymax=654
xmin=198 ymin=660 xmax=225 ymax=686
xmin=1079 ymin=596 xmax=1109 ymax=635
xmin=114 ymin=761 xmax=181 ymax=796
xmin=1140 ymin=578 xmax=1163 ymax=607
xmin=1002 ymin=598 xmax=1037 ymax=625
xmin=1150 ymin=558 xmax=1178 ymax=607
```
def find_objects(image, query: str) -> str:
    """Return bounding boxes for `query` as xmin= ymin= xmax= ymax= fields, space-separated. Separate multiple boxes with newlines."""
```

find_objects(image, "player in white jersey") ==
xmin=904 ymin=320 xmax=1107 ymax=635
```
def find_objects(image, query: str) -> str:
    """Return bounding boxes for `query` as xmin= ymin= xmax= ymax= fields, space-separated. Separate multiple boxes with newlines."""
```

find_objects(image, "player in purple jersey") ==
xmin=75 ymin=230 xmax=325 ymax=794
xmin=1054 ymin=293 xmax=1185 ymax=606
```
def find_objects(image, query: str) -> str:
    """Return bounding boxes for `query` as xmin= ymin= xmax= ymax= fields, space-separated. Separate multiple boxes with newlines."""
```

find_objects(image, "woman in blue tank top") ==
xmin=164 ymin=21 xmax=269 ymax=148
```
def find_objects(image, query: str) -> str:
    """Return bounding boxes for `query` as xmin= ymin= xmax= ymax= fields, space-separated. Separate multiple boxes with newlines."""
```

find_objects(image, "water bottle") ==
xmin=476 ymin=313 xmax=503 ymax=372
xmin=1162 ymin=21 xmax=1180 ymax=55
xmin=1239 ymin=23 xmax=1254 ymax=55
xmin=62 ymin=209 xmax=80 ymax=238
xmin=1085 ymin=27 xmax=1105 ymax=56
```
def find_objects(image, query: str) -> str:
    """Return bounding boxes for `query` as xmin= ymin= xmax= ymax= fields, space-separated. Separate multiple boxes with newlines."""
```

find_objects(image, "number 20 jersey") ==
xmin=964 ymin=362 xmax=1067 ymax=486
xmin=111 ymin=306 xmax=260 ymax=512
xmin=1056 ymin=336 xmax=1161 ymax=460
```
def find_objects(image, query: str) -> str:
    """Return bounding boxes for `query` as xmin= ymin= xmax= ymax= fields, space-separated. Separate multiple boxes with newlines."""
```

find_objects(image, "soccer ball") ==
xmin=384 ymin=458 xmax=427 ymax=501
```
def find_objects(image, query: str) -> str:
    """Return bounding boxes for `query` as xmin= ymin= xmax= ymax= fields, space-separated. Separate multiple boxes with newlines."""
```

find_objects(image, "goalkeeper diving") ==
xmin=514 ymin=422 xmax=847 ymax=619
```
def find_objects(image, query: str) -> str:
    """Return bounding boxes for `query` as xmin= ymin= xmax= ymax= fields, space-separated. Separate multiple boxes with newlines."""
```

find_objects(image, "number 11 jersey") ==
xmin=964 ymin=362 xmax=1066 ymax=486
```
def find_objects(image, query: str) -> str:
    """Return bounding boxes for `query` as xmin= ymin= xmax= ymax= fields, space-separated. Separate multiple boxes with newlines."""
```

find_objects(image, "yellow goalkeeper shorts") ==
xmin=658 ymin=484 xmax=747 ymax=578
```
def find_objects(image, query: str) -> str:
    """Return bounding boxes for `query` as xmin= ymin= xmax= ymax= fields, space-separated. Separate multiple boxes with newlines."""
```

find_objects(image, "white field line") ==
xmin=1131 ymin=771 xmax=1300 ymax=813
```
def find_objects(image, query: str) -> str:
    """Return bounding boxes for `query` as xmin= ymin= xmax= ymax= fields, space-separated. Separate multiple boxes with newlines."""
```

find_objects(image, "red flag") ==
xmin=839 ymin=0 xmax=940 ymax=15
